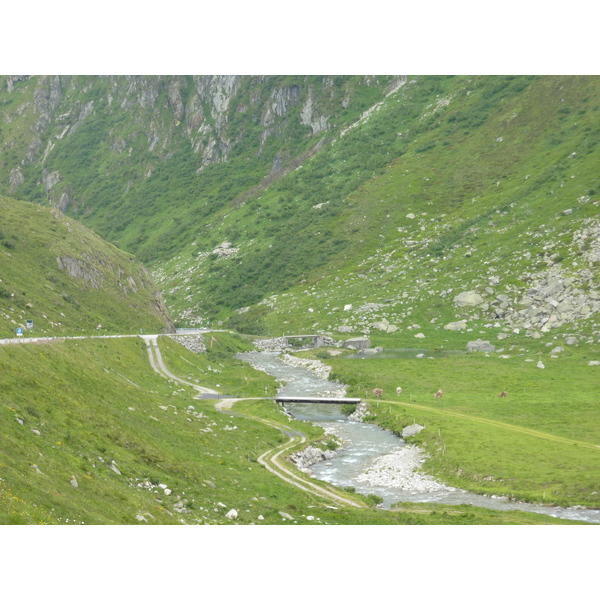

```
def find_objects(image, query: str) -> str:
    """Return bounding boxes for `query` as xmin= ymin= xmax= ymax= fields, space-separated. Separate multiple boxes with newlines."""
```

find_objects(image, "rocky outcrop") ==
xmin=33 ymin=76 xmax=62 ymax=133
xmin=289 ymin=445 xmax=336 ymax=471
xmin=300 ymin=89 xmax=329 ymax=134
xmin=262 ymin=86 xmax=301 ymax=126
xmin=6 ymin=76 xmax=30 ymax=93
xmin=43 ymin=169 xmax=61 ymax=196
xmin=170 ymin=334 xmax=206 ymax=353
xmin=168 ymin=79 xmax=185 ymax=122
xmin=22 ymin=136 xmax=42 ymax=165
xmin=342 ymin=337 xmax=371 ymax=350
xmin=2 ymin=75 xmax=372 ymax=186
xmin=212 ymin=242 xmax=238 ymax=258
xmin=9 ymin=167 xmax=24 ymax=193
xmin=68 ymin=100 xmax=94 ymax=137
xmin=57 ymin=255 xmax=103 ymax=288
xmin=466 ymin=339 xmax=495 ymax=352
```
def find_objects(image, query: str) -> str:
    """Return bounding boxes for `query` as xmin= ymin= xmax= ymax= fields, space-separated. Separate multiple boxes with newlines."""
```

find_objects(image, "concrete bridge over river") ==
xmin=276 ymin=396 xmax=361 ymax=405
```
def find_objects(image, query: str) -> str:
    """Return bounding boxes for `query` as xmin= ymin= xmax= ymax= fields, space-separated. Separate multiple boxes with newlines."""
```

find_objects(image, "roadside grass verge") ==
xmin=157 ymin=333 xmax=280 ymax=397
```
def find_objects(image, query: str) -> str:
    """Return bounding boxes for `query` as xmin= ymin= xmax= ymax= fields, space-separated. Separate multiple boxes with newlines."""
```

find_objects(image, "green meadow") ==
xmin=310 ymin=337 xmax=600 ymax=508
xmin=0 ymin=333 xmax=582 ymax=524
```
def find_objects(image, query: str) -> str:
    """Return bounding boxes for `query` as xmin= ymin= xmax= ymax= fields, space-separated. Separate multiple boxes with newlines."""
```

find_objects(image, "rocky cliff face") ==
xmin=0 ymin=75 xmax=400 ymax=214
xmin=2 ymin=75 xmax=599 ymax=343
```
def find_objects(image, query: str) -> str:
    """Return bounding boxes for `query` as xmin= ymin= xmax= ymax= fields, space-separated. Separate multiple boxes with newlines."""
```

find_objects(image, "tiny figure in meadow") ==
xmin=373 ymin=388 xmax=383 ymax=398
xmin=434 ymin=389 xmax=443 ymax=399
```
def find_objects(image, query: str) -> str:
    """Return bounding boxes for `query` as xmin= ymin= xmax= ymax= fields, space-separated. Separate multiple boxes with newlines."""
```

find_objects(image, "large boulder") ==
xmin=289 ymin=445 xmax=336 ymax=470
xmin=444 ymin=320 xmax=467 ymax=331
xmin=453 ymin=291 xmax=484 ymax=307
xmin=343 ymin=337 xmax=371 ymax=351
xmin=539 ymin=278 xmax=565 ymax=299
xmin=466 ymin=339 xmax=495 ymax=352
xmin=371 ymin=319 xmax=389 ymax=331
xmin=362 ymin=347 xmax=383 ymax=355
xmin=402 ymin=424 xmax=425 ymax=438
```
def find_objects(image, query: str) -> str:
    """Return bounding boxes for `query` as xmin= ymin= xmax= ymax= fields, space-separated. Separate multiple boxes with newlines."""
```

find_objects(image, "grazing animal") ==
xmin=373 ymin=388 xmax=383 ymax=398
xmin=498 ymin=391 xmax=508 ymax=397
xmin=434 ymin=389 xmax=443 ymax=399
xmin=396 ymin=387 xmax=403 ymax=395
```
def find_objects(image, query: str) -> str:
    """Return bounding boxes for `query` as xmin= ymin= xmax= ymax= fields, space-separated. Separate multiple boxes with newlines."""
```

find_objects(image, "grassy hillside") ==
xmin=0 ymin=196 xmax=173 ymax=338
xmin=3 ymin=75 xmax=598 ymax=342
xmin=1 ymin=333 xmax=565 ymax=525
xmin=1 ymin=76 xmax=598 ymax=524
xmin=152 ymin=76 xmax=600 ymax=342
xmin=0 ymin=75 xmax=399 ymax=264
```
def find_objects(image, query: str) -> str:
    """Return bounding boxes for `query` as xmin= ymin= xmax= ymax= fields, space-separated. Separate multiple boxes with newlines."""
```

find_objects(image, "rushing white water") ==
xmin=239 ymin=350 xmax=600 ymax=523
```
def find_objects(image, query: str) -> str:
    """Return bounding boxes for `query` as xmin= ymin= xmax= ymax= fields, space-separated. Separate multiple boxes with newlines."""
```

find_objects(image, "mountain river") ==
xmin=239 ymin=350 xmax=600 ymax=524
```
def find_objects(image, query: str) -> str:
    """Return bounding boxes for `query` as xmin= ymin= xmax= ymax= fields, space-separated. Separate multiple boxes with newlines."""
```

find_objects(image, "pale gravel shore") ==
xmin=278 ymin=353 xmax=333 ymax=381
xmin=356 ymin=444 xmax=457 ymax=493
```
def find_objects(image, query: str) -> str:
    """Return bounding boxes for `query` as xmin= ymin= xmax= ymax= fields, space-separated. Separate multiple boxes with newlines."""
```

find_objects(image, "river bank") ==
xmin=239 ymin=347 xmax=600 ymax=522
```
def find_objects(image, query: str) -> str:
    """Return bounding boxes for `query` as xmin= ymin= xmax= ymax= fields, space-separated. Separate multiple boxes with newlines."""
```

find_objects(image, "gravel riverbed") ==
xmin=355 ymin=444 xmax=457 ymax=493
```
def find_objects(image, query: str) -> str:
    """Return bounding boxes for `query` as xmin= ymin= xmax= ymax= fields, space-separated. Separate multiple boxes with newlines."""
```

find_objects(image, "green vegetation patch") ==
xmin=0 ymin=334 xmax=574 ymax=524
xmin=325 ymin=346 xmax=600 ymax=507
xmin=0 ymin=196 xmax=172 ymax=338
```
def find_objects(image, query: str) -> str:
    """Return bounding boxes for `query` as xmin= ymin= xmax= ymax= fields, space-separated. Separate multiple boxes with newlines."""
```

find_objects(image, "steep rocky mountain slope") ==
xmin=1 ymin=75 xmax=599 ymax=344
xmin=152 ymin=76 xmax=600 ymax=344
xmin=0 ymin=196 xmax=173 ymax=337
xmin=0 ymin=75 xmax=400 ymax=262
